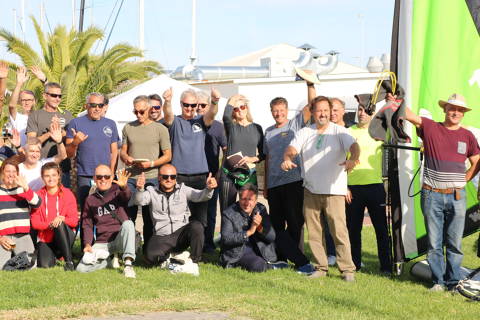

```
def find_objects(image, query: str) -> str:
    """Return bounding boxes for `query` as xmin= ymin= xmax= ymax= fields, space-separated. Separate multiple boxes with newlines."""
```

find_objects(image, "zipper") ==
xmin=167 ymin=196 xmax=173 ymax=234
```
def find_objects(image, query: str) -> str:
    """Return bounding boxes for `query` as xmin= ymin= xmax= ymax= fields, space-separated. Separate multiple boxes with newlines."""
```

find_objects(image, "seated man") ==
xmin=76 ymin=165 xmax=136 ymax=278
xmin=220 ymin=184 xmax=315 ymax=274
xmin=133 ymin=164 xmax=217 ymax=275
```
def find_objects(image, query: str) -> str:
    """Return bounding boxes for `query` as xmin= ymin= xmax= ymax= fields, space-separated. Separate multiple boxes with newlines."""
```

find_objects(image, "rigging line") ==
xmin=102 ymin=0 xmax=125 ymax=55
xmin=94 ymin=0 xmax=120 ymax=53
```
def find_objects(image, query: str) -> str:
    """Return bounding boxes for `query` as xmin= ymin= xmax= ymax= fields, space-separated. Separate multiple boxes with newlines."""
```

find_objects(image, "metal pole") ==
xmin=139 ymin=0 xmax=144 ymax=60
xmin=72 ymin=0 xmax=76 ymax=30
xmin=190 ymin=0 xmax=197 ymax=65
xmin=79 ymin=0 xmax=86 ymax=32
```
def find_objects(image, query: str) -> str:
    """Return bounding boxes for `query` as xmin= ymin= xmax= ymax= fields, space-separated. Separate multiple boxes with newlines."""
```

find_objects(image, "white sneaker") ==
xmin=123 ymin=265 xmax=136 ymax=278
xmin=170 ymin=251 xmax=190 ymax=264
xmin=112 ymin=255 xmax=120 ymax=269
xmin=169 ymin=259 xmax=199 ymax=276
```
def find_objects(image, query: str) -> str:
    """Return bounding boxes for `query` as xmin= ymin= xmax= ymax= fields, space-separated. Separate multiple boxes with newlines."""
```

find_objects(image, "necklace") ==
xmin=316 ymin=134 xmax=325 ymax=150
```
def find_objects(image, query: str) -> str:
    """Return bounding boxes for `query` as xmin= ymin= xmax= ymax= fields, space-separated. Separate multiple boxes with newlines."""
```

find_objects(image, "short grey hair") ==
xmin=180 ymin=89 xmax=197 ymax=102
xmin=85 ymin=92 xmax=105 ymax=104
xmin=330 ymin=97 xmax=345 ymax=109
xmin=133 ymin=95 xmax=151 ymax=107
xmin=196 ymin=91 xmax=210 ymax=104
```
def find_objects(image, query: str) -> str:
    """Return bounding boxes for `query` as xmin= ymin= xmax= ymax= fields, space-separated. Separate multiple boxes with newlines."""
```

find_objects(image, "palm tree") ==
xmin=0 ymin=17 xmax=162 ymax=116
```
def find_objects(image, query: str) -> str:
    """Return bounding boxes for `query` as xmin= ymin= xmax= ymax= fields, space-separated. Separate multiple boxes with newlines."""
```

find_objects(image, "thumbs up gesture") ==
xmin=206 ymin=172 xmax=217 ymax=190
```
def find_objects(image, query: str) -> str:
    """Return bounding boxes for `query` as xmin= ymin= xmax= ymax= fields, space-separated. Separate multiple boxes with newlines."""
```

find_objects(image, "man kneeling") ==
xmin=77 ymin=165 xmax=136 ymax=278
xmin=220 ymin=184 xmax=314 ymax=274
xmin=134 ymin=164 xmax=217 ymax=275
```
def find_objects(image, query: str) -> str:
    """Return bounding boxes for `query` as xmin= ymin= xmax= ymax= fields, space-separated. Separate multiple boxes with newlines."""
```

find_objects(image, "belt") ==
xmin=422 ymin=184 xmax=462 ymax=194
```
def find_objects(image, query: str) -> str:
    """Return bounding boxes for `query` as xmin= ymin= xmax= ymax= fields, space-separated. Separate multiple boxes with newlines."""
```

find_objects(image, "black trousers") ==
xmin=346 ymin=184 xmax=392 ymax=272
xmin=267 ymin=180 xmax=305 ymax=253
xmin=145 ymin=221 xmax=204 ymax=264
xmin=37 ymin=223 xmax=75 ymax=268
xmin=177 ymin=173 xmax=208 ymax=228
xmin=219 ymin=173 xmax=238 ymax=214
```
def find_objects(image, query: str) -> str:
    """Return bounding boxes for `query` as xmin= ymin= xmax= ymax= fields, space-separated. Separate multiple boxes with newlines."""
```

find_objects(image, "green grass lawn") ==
xmin=0 ymin=228 xmax=478 ymax=320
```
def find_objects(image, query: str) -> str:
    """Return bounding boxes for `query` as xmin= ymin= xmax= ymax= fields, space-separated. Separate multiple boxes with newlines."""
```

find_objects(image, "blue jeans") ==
xmin=421 ymin=188 xmax=466 ymax=287
xmin=204 ymin=188 xmax=219 ymax=251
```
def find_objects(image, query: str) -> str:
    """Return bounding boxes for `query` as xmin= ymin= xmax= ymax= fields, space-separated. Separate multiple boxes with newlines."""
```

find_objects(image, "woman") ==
xmin=0 ymin=158 xmax=41 ymax=269
xmin=31 ymin=162 xmax=78 ymax=270
xmin=19 ymin=120 xmax=66 ymax=191
xmin=220 ymin=95 xmax=265 ymax=213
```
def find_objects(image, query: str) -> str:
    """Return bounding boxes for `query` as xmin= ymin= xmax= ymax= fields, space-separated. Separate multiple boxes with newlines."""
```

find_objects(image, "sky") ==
xmin=0 ymin=0 xmax=395 ymax=71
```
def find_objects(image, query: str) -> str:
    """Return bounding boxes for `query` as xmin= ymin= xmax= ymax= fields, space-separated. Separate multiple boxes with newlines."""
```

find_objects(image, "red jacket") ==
xmin=31 ymin=187 xmax=79 ymax=243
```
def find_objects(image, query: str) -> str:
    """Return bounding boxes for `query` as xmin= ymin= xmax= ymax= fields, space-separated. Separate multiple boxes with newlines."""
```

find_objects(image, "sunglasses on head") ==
xmin=233 ymin=105 xmax=247 ymax=112
xmin=151 ymin=105 xmax=162 ymax=110
xmin=133 ymin=109 xmax=147 ymax=115
xmin=87 ymin=103 xmax=105 ymax=109
xmin=160 ymin=174 xmax=177 ymax=180
xmin=95 ymin=175 xmax=111 ymax=180
xmin=181 ymin=102 xmax=197 ymax=109
xmin=46 ymin=92 xmax=62 ymax=99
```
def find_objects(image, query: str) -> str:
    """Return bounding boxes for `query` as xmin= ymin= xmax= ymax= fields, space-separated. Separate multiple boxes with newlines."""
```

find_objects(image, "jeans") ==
xmin=204 ymin=188 xmax=219 ymax=251
xmin=421 ymin=188 xmax=466 ymax=287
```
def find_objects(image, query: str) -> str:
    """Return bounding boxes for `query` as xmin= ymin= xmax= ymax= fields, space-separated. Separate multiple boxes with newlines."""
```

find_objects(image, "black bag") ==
xmin=2 ymin=251 xmax=31 ymax=271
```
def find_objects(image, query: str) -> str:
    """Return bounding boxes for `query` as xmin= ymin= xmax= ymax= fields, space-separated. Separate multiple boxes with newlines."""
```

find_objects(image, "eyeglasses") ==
xmin=45 ymin=92 xmax=62 ymax=99
xmin=197 ymin=103 xmax=208 ymax=109
xmin=160 ymin=174 xmax=177 ymax=180
xmin=133 ymin=109 xmax=147 ymax=115
xmin=181 ymin=102 xmax=197 ymax=109
xmin=87 ymin=103 xmax=105 ymax=109
xmin=233 ymin=105 xmax=247 ymax=112
xmin=151 ymin=105 xmax=162 ymax=110
xmin=95 ymin=175 xmax=111 ymax=180
xmin=20 ymin=99 xmax=34 ymax=103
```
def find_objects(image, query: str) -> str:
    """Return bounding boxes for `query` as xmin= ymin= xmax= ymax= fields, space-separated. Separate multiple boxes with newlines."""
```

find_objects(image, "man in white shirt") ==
xmin=281 ymin=95 xmax=360 ymax=281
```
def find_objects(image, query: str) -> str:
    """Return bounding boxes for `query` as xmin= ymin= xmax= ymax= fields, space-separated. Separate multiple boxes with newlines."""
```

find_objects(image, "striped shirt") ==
xmin=419 ymin=117 xmax=480 ymax=189
xmin=0 ymin=187 xmax=41 ymax=236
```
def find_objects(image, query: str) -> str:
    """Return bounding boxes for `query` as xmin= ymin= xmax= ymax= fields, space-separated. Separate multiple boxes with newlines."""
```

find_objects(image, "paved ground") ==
xmin=84 ymin=311 xmax=249 ymax=320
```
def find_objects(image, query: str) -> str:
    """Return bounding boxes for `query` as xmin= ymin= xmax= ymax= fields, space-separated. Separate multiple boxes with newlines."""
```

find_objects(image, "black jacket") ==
xmin=220 ymin=202 xmax=277 ymax=267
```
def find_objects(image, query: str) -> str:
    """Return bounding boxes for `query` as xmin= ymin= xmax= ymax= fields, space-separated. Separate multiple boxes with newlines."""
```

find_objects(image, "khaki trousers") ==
xmin=303 ymin=189 xmax=355 ymax=273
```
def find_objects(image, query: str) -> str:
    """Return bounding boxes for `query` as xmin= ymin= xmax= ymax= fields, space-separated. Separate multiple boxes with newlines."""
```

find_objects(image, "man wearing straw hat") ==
xmin=402 ymin=93 xmax=480 ymax=292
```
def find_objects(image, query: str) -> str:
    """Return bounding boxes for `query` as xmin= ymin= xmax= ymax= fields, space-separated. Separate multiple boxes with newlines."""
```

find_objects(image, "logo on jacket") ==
xmin=192 ymin=123 xmax=203 ymax=133
xmin=103 ymin=126 xmax=113 ymax=137
xmin=98 ymin=204 xmax=116 ymax=216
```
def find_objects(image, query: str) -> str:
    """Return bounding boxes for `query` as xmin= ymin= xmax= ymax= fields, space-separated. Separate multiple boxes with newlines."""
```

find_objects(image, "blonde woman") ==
xmin=220 ymin=95 xmax=265 ymax=213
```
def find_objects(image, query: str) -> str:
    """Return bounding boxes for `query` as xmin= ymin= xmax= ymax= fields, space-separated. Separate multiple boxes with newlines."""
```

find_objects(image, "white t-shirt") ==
xmin=9 ymin=113 xmax=29 ymax=146
xmin=289 ymin=122 xmax=355 ymax=195
xmin=19 ymin=157 xmax=56 ymax=191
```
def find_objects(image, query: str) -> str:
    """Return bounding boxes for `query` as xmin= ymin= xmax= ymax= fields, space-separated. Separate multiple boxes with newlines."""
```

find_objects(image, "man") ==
xmin=120 ymin=95 xmax=171 ymax=247
xmin=148 ymin=94 xmax=163 ymax=122
xmin=220 ymin=184 xmax=314 ymax=274
xmin=26 ymin=82 xmax=73 ymax=187
xmin=281 ymin=95 xmax=360 ymax=281
xmin=163 ymin=88 xmax=219 ymax=229
xmin=77 ymin=166 xmax=136 ymax=278
xmin=66 ymin=93 xmax=119 ymax=211
xmin=264 ymin=97 xmax=309 ymax=254
xmin=195 ymin=90 xmax=227 ymax=252
xmin=402 ymin=93 xmax=480 ymax=291
xmin=134 ymin=164 xmax=217 ymax=275
xmin=345 ymin=100 xmax=391 ymax=273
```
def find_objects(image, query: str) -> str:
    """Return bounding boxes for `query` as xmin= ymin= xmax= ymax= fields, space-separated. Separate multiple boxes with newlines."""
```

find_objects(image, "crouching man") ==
xmin=76 ymin=165 xmax=137 ymax=278
xmin=133 ymin=164 xmax=217 ymax=275
xmin=220 ymin=184 xmax=315 ymax=274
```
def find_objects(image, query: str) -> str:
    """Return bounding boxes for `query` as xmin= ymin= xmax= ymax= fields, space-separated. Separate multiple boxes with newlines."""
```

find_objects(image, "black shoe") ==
xmin=64 ymin=261 xmax=75 ymax=271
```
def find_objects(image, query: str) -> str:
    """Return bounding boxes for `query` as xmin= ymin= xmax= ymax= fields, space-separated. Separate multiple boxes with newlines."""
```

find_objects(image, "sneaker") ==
xmin=170 ymin=259 xmax=200 ymax=276
xmin=308 ymin=270 xmax=328 ymax=278
xmin=123 ymin=265 xmax=136 ymax=278
xmin=269 ymin=261 xmax=289 ymax=270
xmin=429 ymin=284 xmax=445 ymax=292
xmin=64 ymin=261 xmax=75 ymax=271
xmin=112 ymin=254 xmax=120 ymax=269
xmin=342 ymin=272 xmax=355 ymax=282
xmin=170 ymin=251 xmax=190 ymax=265
xmin=327 ymin=255 xmax=336 ymax=266
xmin=296 ymin=263 xmax=316 ymax=276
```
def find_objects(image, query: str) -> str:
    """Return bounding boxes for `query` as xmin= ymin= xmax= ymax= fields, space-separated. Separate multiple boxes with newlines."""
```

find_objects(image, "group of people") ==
xmin=0 ymin=62 xmax=478 ymax=290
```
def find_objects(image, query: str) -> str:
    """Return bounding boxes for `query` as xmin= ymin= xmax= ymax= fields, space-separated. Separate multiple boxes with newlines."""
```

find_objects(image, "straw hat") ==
xmin=438 ymin=93 xmax=471 ymax=112
xmin=294 ymin=67 xmax=320 ymax=84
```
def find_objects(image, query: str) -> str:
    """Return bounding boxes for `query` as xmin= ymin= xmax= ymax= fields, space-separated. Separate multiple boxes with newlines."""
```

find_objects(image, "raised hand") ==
xmin=16 ymin=174 xmax=29 ymax=191
xmin=113 ymin=169 xmax=131 ymax=189
xmin=0 ymin=62 xmax=9 ymax=79
xmin=16 ymin=66 xmax=28 ymax=84
xmin=30 ymin=66 xmax=47 ymax=82
xmin=205 ymin=172 xmax=218 ymax=189
xmin=50 ymin=121 xmax=63 ymax=143
xmin=162 ymin=87 xmax=172 ymax=102
xmin=70 ymin=128 xmax=88 ymax=146
xmin=227 ymin=94 xmax=244 ymax=107
xmin=9 ymin=128 xmax=21 ymax=148
xmin=136 ymin=172 xmax=146 ymax=190
xmin=211 ymin=87 xmax=221 ymax=102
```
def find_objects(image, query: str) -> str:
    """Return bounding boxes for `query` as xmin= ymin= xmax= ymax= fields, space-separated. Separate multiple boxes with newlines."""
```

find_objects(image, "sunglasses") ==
xmin=95 ymin=175 xmax=111 ymax=180
xmin=233 ymin=105 xmax=247 ymax=112
xmin=133 ymin=109 xmax=147 ymax=115
xmin=151 ymin=105 xmax=162 ymax=110
xmin=181 ymin=102 xmax=197 ymax=109
xmin=87 ymin=103 xmax=105 ymax=109
xmin=160 ymin=174 xmax=177 ymax=180
xmin=45 ymin=92 xmax=62 ymax=99
xmin=197 ymin=103 xmax=208 ymax=109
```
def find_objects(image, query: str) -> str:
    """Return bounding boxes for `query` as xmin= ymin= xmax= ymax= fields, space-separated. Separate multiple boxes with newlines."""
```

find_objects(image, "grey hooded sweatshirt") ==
xmin=133 ymin=183 xmax=213 ymax=236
